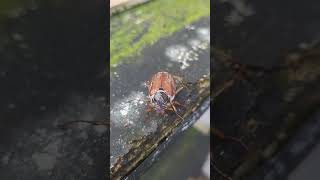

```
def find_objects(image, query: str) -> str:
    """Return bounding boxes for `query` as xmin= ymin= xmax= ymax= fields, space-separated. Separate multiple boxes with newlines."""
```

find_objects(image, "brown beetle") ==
xmin=147 ymin=72 xmax=184 ymax=119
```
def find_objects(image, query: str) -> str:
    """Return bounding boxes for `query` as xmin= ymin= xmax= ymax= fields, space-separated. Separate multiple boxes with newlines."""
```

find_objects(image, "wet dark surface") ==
xmin=247 ymin=110 xmax=320 ymax=180
xmin=213 ymin=0 xmax=320 ymax=179
xmin=110 ymin=17 xmax=210 ymax=178
xmin=0 ymin=0 xmax=108 ymax=179
xmin=215 ymin=0 xmax=320 ymax=68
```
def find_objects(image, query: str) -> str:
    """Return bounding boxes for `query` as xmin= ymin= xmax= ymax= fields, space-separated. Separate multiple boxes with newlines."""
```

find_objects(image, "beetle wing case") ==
xmin=148 ymin=72 xmax=176 ymax=100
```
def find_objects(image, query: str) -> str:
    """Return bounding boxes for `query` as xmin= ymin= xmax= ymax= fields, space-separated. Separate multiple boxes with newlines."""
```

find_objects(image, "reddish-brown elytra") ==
xmin=146 ymin=71 xmax=185 ymax=119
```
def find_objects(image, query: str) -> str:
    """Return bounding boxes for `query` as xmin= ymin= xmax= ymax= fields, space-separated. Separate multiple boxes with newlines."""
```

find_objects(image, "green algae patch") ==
xmin=110 ymin=0 xmax=210 ymax=66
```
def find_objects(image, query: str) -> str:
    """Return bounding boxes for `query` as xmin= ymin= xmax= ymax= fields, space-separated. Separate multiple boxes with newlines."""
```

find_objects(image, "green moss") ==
xmin=110 ymin=0 xmax=210 ymax=66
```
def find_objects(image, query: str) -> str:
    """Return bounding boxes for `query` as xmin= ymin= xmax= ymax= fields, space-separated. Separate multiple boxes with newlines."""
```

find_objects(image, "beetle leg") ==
xmin=172 ymin=75 xmax=183 ymax=83
xmin=165 ymin=106 xmax=175 ymax=112
xmin=145 ymin=80 xmax=150 ymax=87
xmin=144 ymin=108 xmax=153 ymax=121
xmin=145 ymin=101 xmax=153 ymax=113
xmin=176 ymin=86 xmax=184 ymax=94
xmin=173 ymin=100 xmax=186 ymax=108
xmin=144 ymin=101 xmax=153 ymax=120
xmin=146 ymin=107 xmax=153 ymax=113
xmin=173 ymin=75 xmax=190 ymax=89
xmin=177 ymin=76 xmax=192 ymax=88
xmin=175 ymin=84 xmax=189 ymax=95
xmin=181 ymin=80 xmax=192 ymax=90
xmin=170 ymin=102 xmax=184 ymax=120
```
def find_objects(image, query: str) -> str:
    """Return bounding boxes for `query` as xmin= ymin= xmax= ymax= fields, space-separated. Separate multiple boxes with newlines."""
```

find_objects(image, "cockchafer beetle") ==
xmin=146 ymin=71 xmax=185 ymax=119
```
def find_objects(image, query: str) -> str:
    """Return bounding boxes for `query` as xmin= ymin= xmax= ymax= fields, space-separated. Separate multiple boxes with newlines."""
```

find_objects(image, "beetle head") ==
xmin=152 ymin=90 xmax=170 ymax=113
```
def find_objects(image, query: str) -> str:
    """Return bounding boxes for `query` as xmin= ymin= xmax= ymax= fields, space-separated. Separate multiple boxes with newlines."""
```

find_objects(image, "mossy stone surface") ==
xmin=110 ymin=0 xmax=210 ymax=66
